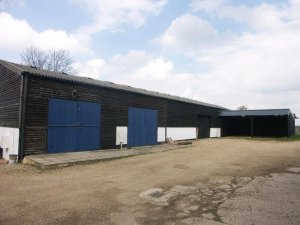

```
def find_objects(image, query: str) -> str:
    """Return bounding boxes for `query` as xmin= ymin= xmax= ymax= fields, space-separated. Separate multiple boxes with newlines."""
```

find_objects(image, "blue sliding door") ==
xmin=48 ymin=98 xmax=101 ymax=153
xmin=128 ymin=107 xmax=158 ymax=147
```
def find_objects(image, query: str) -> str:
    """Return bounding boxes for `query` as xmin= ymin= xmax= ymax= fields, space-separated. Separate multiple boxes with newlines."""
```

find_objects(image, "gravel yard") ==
xmin=1 ymin=138 xmax=300 ymax=225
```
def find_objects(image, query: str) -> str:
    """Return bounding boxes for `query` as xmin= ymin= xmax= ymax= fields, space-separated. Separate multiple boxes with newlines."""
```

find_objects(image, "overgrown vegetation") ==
xmin=295 ymin=126 xmax=300 ymax=135
xmin=276 ymin=135 xmax=300 ymax=142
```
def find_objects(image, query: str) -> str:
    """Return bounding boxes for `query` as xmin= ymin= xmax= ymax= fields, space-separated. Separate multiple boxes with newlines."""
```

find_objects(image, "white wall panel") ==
xmin=157 ymin=127 xmax=166 ymax=142
xmin=116 ymin=126 xmax=127 ymax=145
xmin=166 ymin=127 xmax=197 ymax=141
xmin=0 ymin=127 xmax=19 ymax=160
xmin=210 ymin=128 xmax=221 ymax=137
xmin=116 ymin=126 xmax=203 ymax=146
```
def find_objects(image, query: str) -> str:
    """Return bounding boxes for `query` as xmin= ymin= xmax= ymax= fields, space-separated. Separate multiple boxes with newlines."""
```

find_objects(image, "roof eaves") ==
xmin=1 ymin=59 xmax=225 ymax=109
xmin=23 ymin=70 xmax=225 ymax=109
xmin=219 ymin=109 xmax=292 ymax=117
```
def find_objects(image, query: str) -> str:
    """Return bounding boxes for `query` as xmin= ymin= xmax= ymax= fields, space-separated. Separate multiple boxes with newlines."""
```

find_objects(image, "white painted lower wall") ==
xmin=210 ymin=128 xmax=221 ymax=137
xmin=116 ymin=126 xmax=127 ymax=145
xmin=116 ymin=126 xmax=167 ymax=144
xmin=167 ymin=127 xmax=197 ymax=141
xmin=0 ymin=127 xmax=19 ymax=160
xmin=115 ymin=126 xmax=221 ymax=146
xmin=157 ymin=127 xmax=166 ymax=142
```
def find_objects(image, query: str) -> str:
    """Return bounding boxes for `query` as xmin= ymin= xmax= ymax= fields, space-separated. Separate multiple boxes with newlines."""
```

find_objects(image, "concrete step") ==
xmin=23 ymin=144 xmax=191 ymax=170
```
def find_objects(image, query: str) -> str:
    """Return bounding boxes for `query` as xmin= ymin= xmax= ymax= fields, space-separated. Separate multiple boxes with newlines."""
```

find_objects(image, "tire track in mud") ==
xmin=137 ymin=176 xmax=254 ymax=225
xmin=137 ymin=167 xmax=300 ymax=225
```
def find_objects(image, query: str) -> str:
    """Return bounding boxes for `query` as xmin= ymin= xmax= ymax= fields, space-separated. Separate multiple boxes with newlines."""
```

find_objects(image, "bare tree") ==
xmin=20 ymin=46 xmax=75 ymax=74
xmin=237 ymin=105 xmax=248 ymax=110
xmin=47 ymin=49 xmax=74 ymax=73
xmin=20 ymin=47 xmax=48 ymax=69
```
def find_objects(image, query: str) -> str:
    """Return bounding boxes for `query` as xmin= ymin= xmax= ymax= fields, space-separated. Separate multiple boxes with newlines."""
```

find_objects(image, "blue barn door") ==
xmin=48 ymin=99 xmax=101 ymax=153
xmin=76 ymin=101 xmax=101 ymax=151
xmin=128 ymin=107 xmax=158 ymax=147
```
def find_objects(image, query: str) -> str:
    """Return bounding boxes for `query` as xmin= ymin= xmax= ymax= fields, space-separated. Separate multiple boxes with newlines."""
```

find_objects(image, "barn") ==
xmin=0 ymin=59 xmax=224 ymax=160
xmin=220 ymin=109 xmax=296 ymax=137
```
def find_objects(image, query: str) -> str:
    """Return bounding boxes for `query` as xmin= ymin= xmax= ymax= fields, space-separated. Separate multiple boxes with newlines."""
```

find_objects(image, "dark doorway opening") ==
xmin=197 ymin=115 xmax=211 ymax=138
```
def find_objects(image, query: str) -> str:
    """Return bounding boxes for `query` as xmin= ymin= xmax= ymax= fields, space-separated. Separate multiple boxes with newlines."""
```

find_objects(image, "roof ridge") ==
xmin=0 ymin=59 xmax=225 ymax=109
xmin=0 ymin=59 xmax=24 ymax=74
xmin=220 ymin=109 xmax=293 ymax=117
xmin=225 ymin=108 xmax=290 ymax=111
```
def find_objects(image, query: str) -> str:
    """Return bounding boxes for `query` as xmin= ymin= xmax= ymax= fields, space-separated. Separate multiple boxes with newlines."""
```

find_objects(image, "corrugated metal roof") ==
xmin=0 ymin=59 xmax=225 ymax=109
xmin=220 ymin=109 xmax=292 ymax=117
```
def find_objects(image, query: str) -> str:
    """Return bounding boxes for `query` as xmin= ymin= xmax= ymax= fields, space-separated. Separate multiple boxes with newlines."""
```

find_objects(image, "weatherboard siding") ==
xmin=167 ymin=100 xmax=220 ymax=127
xmin=23 ymin=76 xmax=168 ymax=155
xmin=0 ymin=64 xmax=21 ymax=128
xmin=288 ymin=114 xmax=295 ymax=136
xmin=22 ymin=75 xmax=221 ymax=156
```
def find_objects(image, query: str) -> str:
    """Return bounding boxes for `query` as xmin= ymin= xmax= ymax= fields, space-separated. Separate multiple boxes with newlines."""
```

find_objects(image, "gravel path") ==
xmin=1 ymin=138 xmax=300 ymax=225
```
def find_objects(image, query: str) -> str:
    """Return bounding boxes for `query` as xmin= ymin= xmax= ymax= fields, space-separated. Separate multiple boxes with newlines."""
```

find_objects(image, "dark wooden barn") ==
xmin=0 ymin=60 xmax=224 ymax=159
xmin=220 ymin=109 xmax=296 ymax=137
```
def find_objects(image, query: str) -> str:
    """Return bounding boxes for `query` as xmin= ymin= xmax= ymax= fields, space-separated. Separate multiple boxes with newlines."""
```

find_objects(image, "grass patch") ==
xmin=223 ymin=135 xmax=300 ymax=142
xmin=276 ymin=135 xmax=300 ymax=142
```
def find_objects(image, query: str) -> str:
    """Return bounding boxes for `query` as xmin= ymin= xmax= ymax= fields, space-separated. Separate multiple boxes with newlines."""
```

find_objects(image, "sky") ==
xmin=0 ymin=0 xmax=299 ymax=125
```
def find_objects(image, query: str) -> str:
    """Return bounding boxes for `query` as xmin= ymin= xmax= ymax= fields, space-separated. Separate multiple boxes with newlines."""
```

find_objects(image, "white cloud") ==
xmin=2 ymin=0 xmax=299 ymax=123
xmin=73 ymin=58 xmax=107 ymax=79
xmin=190 ymin=0 xmax=226 ymax=12
xmin=36 ymin=30 xmax=90 ymax=54
xmin=190 ymin=0 xmax=293 ymax=32
xmin=0 ymin=12 xmax=91 ymax=55
xmin=110 ymin=50 xmax=151 ymax=75
xmin=0 ymin=0 xmax=168 ymax=59
xmin=70 ymin=39 xmax=300 ymax=124
xmin=289 ymin=0 xmax=300 ymax=21
xmin=0 ymin=12 xmax=36 ymax=50
xmin=154 ymin=14 xmax=220 ymax=53
xmin=69 ymin=51 xmax=199 ymax=101
xmin=149 ymin=0 xmax=300 ymax=122
xmin=132 ymin=58 xmax=173 ymax=80
xmin=0 ymin=0 xmax=24 ymax=10
xmin=74 ymin=0 xmax=168 ymax=34
xmin=72 ymin=50 xmax=150 ymax=81
xmin=196 ymin=31 xmax=300 ymax=104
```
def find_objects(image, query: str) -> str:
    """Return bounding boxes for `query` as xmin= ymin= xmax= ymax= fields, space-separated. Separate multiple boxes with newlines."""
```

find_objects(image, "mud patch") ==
xmin=138 ymin=176 xmax=253 ymax=224
xmin=287 ymin=167 xmax=300 ymax=173
xmin=173 ymin=164 xmax=191 ymax=170
xmin=218 ymin=172 xmax=300 ymax=225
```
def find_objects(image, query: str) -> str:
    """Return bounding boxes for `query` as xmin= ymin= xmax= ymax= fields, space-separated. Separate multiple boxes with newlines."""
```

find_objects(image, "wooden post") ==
xmin=287 ymin=115 xmax=290 ymax=137
xmin=250 ymin=117 xmax=254 ymax=138
xmin=165 ymin=127 xmax=167 ymax=141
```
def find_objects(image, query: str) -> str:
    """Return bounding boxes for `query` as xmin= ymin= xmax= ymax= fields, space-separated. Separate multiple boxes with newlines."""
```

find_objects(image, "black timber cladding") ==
xmin=23 ymin=76 xmax=221 ymax=155
xmin=220 ymin=109 xmax=296 ymax=137
xmin=24 ymin=76 xmax=169 ymax=155
xmin=0 ymin=60 xmax=223 ymax=156
xmin=167 ymin=100 xmax=220 ymax=127
xmin=0 ymin=64 xmax=21 ymax=127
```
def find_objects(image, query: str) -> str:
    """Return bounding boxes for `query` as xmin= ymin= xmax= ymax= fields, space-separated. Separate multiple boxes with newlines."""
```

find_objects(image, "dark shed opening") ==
xmin=220 ymin=109 xmax=296 ymax=137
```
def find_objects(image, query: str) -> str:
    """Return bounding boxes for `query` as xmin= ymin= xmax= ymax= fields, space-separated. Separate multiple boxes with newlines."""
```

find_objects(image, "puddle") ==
xmin=138 ymin=176 xmax=254 ymax=224
xmin=287 ymin=167 xmax=300 ymax=173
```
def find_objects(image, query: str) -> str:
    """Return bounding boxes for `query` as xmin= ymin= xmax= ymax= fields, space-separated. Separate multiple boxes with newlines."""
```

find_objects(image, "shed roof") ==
xmin=220 ymin=109 xmax=293 ymax=117
xmin=0 ymin=59 xmax=224 ymax=109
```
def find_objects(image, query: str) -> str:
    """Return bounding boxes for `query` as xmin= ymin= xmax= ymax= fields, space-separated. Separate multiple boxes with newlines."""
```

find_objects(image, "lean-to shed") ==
xmin=220 ymin=109 xmax=296 ymax=137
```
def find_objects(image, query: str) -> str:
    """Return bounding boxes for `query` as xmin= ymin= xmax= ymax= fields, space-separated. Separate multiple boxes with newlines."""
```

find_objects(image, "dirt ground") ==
xmin=1 ymin=138 xmax=300 ymax=225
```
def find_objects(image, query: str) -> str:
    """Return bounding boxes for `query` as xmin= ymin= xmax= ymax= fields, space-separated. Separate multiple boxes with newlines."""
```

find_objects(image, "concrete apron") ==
xmin=23 ymin=143 xmax=191 ymax=170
